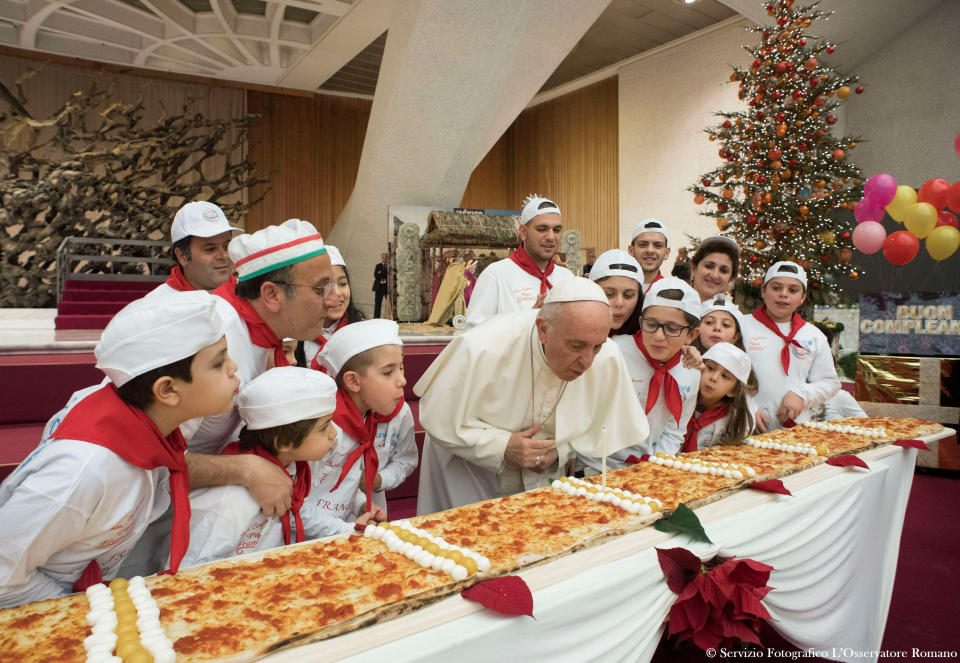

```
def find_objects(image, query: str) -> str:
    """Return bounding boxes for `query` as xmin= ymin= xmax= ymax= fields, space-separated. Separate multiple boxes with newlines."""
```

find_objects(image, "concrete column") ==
xmin=327 ymin=0 xmax=610 ymax=313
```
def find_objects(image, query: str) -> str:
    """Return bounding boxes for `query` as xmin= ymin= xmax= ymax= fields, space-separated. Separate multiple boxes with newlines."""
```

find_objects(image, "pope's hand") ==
xmin=505 ymin=423 xmax=558 ymax=473
xmin=245 ymin=455 xmax=294 ymax=517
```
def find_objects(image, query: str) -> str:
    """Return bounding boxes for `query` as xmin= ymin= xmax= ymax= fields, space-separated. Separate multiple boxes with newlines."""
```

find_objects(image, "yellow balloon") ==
xmin=886 ymin=185 xmax=917 ymax=223
xmin=904 ymin=202 xmax=938 ymax=238
xmin=926 ymin=225 xmax=960 ymax=261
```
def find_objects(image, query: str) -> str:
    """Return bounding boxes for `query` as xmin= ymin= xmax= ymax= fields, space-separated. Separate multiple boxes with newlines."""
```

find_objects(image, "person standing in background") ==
xmin=372 ymin=253 xmax=389 ymax=319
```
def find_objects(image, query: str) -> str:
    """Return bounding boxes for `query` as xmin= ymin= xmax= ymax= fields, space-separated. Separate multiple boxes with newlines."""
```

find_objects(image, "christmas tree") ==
xmin=689 ymin=0 xmax=865 ymax=303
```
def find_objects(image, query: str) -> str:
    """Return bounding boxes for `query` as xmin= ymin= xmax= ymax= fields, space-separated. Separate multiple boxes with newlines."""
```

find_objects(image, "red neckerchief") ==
xmin=508 ymin=244 xmax=555 ymax=295
xmin=633 ymin=332 xmax=684 ymax=424
xmin=51 ymin=383 xmax=191 ymax=585
xmin=309 ymin=317 xmax=349 ymax=372
xmin=222 ymin=443 xmax=311 ymax=545
xmin=164 ymin=266 xmax=195 ymax=292
xmin=213 ymin=281 xmax=289 ymax=368
xmin=331 ymin=390 xmax=403 ymax=512
xmin=751 ymin=306 xmax=806 ymax=373
xmin=683 ymin=404 xmax=728 ymax=452
xmin=643 ymin=272 xmax=664 ymax=295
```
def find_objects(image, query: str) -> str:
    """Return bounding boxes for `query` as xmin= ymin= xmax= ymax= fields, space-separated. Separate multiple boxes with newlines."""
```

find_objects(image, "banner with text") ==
xmin=859 ymin=292 xmax=960 ymax=356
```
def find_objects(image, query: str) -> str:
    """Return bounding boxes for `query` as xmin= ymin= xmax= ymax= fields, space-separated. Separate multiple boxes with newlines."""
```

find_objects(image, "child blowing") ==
xmin=742 ymin=261 xmax=840 ymax=431
xmin=684 ymin=343 xmax=758 ymax=451
xmin=583 ymin=277 xmax=703 ymax=467
xmin=316 ymin=319 xmax=418 ymax=520
xmin=183 ymin=366 xmax=376 ymax=565
xmin=696 ymin=293 xmax=748 ymax=352
xmin=0 ymin=292 xmax=238 ymax=608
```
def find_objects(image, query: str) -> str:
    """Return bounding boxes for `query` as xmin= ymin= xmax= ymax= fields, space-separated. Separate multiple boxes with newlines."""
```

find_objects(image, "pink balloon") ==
xmin=863 ymin=173 xmax=898 ymax=207
xmin=852 ymin=221 xmax=887 ymax=255
xmin=854 ymin=198 xmax=884 ymax=223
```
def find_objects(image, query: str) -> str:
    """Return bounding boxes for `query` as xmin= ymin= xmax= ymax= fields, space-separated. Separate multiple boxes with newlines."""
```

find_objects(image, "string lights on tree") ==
xmin=689 ymin=0 xmax=865 ymax=303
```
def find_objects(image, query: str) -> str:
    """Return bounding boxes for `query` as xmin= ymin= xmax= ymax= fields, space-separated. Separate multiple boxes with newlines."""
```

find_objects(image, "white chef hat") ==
xmin=170 ymin=201 xmax=241 ymax=244
xmin=700 ymin=293 xmax=744 ymax=330
xmin=317 ymin=319 xmax=403 ymax=376
xmin=325 ymin=245 xmax=346 ymax=268
xmin=764 ymin=260 xmax=807 ymax=289
xmin=542 ymin=277 xmax=610 ymax=306
xmin=702 ymin=342 xmax=752 ymax=385
xmin=630 ymin=218 xmax=669 ymax=245
xmin=237 ymin=366 xmax=337 ymax=430
xmin=229 ymin=219 xmax=327 ymax=282
xmin=96 ymin=290 xmax=226 ymax=387
xmin=642 ymin=277 xmax=702 ymax=320
xmin=589 ymin=249 xmax=643 ymax=285
xmin=520 ymin=195 xmax=561 ymax=225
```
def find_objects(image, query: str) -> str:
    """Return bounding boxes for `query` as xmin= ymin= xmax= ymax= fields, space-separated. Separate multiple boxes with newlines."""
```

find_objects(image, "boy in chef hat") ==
xmin=182 ymin=366 xmax=380 ymax=565
xmin=0 ymin=291 xmax=239 ymax=608
xmin=314 ymin=319 xmax=417 ymax=521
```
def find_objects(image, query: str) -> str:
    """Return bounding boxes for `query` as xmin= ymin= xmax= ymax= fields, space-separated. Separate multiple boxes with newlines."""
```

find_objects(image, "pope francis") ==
xmin=414 ymin=277 xmax=650 ymax=514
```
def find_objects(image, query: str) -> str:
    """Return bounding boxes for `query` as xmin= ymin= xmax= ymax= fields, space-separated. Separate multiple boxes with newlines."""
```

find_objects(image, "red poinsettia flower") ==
xmin=657 ymin=547 xmax=774 ymax=651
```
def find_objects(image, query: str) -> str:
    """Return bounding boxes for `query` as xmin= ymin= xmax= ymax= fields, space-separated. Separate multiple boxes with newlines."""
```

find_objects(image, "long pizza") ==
xmin=0 ymin=416 xmax=945 ymax=662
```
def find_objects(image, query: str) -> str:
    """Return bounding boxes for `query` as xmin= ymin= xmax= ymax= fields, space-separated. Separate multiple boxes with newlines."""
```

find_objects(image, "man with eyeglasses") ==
xmin=463 ymin=195 xmax=574 ymax=330
xmin=415 ymin=278 xmax=648 ymax=514
xmin=115 ymin=219 xmax=336 ymax=577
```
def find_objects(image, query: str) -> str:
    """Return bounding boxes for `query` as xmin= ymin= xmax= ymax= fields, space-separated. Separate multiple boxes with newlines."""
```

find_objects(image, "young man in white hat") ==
xmin=0 ymin=292 xmax=239 ymax=608
xmin=315 ymin=319 xmax=416 ymax=522
xmin=152 ymin=201 xmax=242 ymax=296
xmin=742 ymin=261 xmax=839 ymax=431
xmin=415 ymin=277 xmax=649 ymax=515
xmin=182 ymin=366 xmax=351 ymax=566
xmin=627 ymin=218 xmax=670 ymax=295
xmin=582 ymin=277 xmax=702 ymax=466
xmin=463 ymin=195 xmax=574 ymax=330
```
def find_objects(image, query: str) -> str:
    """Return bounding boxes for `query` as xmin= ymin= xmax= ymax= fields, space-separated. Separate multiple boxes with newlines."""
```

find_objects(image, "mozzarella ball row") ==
xmin=552 ymin=476 xmax=662 ymax=515
xmin=364 ymin=521 xmax=490 ymax=581
xmin=84 ymin=578 xmax=175 ymax=663
xmin=649 ymin=454 xmax=756 ymax=479
xmin=803 ymin=421 xmax=885 ymax=438
xmin=745 ymin=437 xmax=822 ymax=456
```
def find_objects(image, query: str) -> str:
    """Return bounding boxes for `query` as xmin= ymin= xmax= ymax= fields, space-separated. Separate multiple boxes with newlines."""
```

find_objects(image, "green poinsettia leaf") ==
xmin=654 ymin=503 xmax=713 ymax=544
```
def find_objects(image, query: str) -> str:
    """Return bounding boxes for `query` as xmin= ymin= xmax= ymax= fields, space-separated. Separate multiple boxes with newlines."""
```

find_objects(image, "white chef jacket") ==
xmin=298 ymin=424 xmax=366 ymax=538
xmin=414 ymin=309 xmax=649 ymax=515
xmin=582 ymin=335 xmax=699 ymax=465
xmin=464 ymin=259 xmax=574 ymax=330
xmin=822 ymin=390 xmax=867 ymax=421
xmin=741 ymin=316 xmax=840 ymax=431
xmin=348 ymin=403 xmax=418 ymax=519
xmin=0 ymin=384 xmax=170 ymax=608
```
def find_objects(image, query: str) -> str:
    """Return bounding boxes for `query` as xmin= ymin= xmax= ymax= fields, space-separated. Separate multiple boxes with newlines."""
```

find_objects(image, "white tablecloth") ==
xmin=266 ymin=434 xmax=948 ymax=663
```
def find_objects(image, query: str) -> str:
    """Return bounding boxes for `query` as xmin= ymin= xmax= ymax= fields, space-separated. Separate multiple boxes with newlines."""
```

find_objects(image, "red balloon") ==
xmin=917 ymin=178 xmax=950 ymax=210
xmin=947 ymin=181 xmax=960 ymax=213
xmin=955 ymin=132 xmax=960 ymax=158
xmin=937 ymin=210 xmax=958 ymax=229
xmin=882 ymin=231 xmax=920 ymax=266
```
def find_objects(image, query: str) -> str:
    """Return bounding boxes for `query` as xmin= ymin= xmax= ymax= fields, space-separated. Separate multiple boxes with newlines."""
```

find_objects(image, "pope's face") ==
xmin=536 ymin=301 xmax=611 ymax=381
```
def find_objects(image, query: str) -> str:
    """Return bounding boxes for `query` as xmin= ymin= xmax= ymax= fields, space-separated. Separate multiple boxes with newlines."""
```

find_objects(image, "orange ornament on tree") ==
xmin=849 ymin=271 xmax=859 ymax=280
xmin=832 ymin=149 xmax=845 ymax=160
xmin=722 ymin=188 xmax=734 ymax=199
xmin=694 ymin=194 xmax=705 ymax=205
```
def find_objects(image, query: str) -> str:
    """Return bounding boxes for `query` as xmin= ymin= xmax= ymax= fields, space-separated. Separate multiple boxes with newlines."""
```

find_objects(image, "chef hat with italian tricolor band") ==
xmin=96 ymin=290 xmax=227 ymax=387
xmin=238 ymin=366 xmax=337 ymax=430
xmin=229 ymin=219 xmax=327 ymax=282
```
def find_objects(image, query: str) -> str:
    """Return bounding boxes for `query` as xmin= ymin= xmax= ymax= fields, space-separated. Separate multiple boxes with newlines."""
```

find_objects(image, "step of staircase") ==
xmin=54 ymin=313 xmax=117 ymax=330
xmin=61 ymin=289 xmax=148 ymax=302
xmin=57 ymin=301 xmax=128 ymax=315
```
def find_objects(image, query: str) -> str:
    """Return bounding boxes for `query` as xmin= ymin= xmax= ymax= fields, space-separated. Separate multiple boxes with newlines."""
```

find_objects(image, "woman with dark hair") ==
xmin=689 ymin=235 xmax=741 ymax=303
xmin=588 ymin=249 xmax=643 ymax=336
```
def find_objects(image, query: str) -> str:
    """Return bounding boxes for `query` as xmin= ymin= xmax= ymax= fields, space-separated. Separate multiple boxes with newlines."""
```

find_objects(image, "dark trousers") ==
xmin=374 ymin=290 xmax=385 ymax=318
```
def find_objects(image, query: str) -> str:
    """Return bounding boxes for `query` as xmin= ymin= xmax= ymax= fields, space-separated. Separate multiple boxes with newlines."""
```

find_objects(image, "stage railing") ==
xmin=55 ymin=237 xmax=174 ymax=302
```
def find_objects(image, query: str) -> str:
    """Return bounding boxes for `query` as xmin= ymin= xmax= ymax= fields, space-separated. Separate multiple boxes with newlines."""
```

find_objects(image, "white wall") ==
xmin=618 ymin=19 xmax=751 ymax=274
xmin=844 ymin=1 xmax=960 ymax=185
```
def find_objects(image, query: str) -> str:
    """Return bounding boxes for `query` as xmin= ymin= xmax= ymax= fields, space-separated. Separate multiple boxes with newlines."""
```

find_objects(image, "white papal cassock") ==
xmin=414 ymin=309 xmax=650 ymax=515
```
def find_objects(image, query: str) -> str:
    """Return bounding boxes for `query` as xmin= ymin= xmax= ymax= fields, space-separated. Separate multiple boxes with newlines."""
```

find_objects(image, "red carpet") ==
xmin=651 ymin=470 xmax=960 ymax=662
